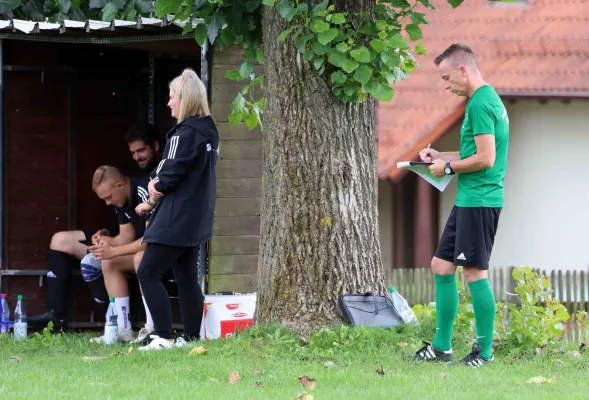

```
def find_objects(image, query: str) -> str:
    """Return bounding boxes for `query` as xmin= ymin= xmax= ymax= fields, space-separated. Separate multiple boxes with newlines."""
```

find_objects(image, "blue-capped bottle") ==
xmin=13 ymin=295 xmax=27 ymax=340
xmin=389 ymin=287 xmax=418 ymax=325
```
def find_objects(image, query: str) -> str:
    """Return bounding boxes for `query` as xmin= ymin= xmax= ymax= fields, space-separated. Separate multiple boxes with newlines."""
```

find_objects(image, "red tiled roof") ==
xmin=377 ymin=0 xmax=589 ymax=181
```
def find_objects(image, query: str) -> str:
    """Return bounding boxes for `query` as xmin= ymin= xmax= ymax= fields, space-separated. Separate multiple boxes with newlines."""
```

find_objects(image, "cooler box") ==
xmin=200 ymin=293 xmax=256 ymax=340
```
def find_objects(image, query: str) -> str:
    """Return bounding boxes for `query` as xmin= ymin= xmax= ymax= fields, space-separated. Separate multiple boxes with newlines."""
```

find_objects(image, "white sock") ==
xmin=114 ymin=297 xmax=131 ymax=331
xmin=142 ymin=296 xmax=154 ymax=328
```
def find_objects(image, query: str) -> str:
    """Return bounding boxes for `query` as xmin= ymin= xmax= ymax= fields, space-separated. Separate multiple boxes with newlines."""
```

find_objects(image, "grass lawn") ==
xmin=0 ymin=324 xmax=587 ymax=400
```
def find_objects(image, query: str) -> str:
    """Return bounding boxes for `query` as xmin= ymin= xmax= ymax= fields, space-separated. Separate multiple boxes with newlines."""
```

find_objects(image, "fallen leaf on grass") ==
xmin=439 ymin=373 xmax=447 ymax=378
xmin=323 ymin=361 xmax=336 ymax=367
xmin=551 ymin=349 xmax=564 ymax=355
xmin=255 ymin=369 xmax=264 ymax=375
xmin=128 ymin=347 xmax=133 ymax=354
xmin=293 ymin=392 xmax=313 ymax=400
xmin=375 ymin=364 xmax=391 ymax=375
xmin=255 ymin=381 xmax=264 ymax=388
xmin=554 ymin=359 xmax=563 ymax=368
xmin=227 ymin=372 xmax=241 ymax=384
xmin=298 ymin=376 xmax=316 ymax=390
xmin=110 ymin=352 xmax=125 ymax=357
xmin=527 ymin=376 xmax=556 ymax=384
xmin=10 ymin=356 xmax=21 ymax=362
xmin=82 ymin=356 xmax=108 ymax=361
xmin=189 ymin=346 xmax=208 ymax=356
xmin=568 ymin=350 xmax=581 ymax=358
xmin=535 ymin=347 xmax=544 ymax=355
xmin=398 ymin=342 xmax=408 ymax=351
xmin=208 ymin=377 xmax=219 ymax=383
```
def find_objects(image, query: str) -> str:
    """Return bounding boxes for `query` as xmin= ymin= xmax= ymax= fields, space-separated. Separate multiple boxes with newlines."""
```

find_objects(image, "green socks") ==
xmin=432 ymin=274 xmax=459 ymax=352
xmin=469 ymin=278 xmax=496 ymax=359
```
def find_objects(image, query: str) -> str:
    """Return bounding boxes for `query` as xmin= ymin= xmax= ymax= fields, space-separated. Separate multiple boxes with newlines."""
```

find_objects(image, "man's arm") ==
xmin=108 ymin=223 xmax=136 ymax=247
xmin=154 ymin=129 xmax=205 ymax=195
xmin=439 ymin=152 xmax=461 ymax=162
xmin=110 ymin=237 xmax=146 ymax=258
xmin=449 ymin=135 xmax=495 ymax=173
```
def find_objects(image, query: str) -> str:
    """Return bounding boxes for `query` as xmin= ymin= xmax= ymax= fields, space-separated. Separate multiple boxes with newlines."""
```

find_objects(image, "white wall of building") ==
xmin=437 ymin=100 xmax=589 ymax=272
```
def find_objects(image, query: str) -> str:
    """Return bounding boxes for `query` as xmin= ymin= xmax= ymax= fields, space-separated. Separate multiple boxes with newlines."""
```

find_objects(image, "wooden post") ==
xmin=413 ymin=177 xmax=434 ymax=269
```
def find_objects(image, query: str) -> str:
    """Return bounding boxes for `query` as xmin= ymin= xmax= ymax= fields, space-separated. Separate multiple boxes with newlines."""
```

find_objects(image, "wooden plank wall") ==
xmin=208 ymin=46 xmax=262 ymax=293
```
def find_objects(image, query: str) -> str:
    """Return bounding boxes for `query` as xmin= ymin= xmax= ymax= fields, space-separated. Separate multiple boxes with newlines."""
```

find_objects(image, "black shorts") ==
xmin=434 ymin=206 xmax=501 ymax=269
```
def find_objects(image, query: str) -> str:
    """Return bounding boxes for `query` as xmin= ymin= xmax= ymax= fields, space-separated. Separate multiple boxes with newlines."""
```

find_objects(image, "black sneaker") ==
xmin=413 ymin=340 xmax=453 ymax=362
xmin=454 ymin=343 xmax=494 ymax=367
xmin=28 ymin=310 xmax=67 ymax=331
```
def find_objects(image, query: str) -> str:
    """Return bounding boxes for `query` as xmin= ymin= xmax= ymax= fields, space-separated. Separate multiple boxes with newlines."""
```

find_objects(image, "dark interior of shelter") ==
xmin=1 ymin=38 xmax=203 ymax=328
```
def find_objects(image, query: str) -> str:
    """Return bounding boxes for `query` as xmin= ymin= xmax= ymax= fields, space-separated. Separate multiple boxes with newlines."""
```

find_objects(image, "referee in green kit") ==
xmin=414 ymin=43 xmax=509 ymax=367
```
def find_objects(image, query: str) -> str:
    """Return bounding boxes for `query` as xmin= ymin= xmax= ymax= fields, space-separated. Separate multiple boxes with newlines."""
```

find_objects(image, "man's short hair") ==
xmin=124 ymin=124 xmax=159 ymax=147
xmin=434 ymin=43 xmax=478 ymax=69
xmin=92 ymin=165 xmax=124 ymax=192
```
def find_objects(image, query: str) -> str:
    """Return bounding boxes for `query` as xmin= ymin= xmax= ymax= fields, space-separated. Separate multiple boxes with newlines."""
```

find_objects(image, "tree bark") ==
xmin=257 ymin=0 xmax=386 ymax=336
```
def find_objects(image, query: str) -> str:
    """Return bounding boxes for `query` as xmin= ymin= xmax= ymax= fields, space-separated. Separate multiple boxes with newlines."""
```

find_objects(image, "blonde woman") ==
xmin=134 ymin=68 xmax=218 ymax=350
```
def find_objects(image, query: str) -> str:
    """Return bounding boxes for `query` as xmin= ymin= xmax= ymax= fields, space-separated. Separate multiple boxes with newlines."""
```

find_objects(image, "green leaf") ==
xmin=335 ymin=42 xmax=349 ymax=53
xmin=101 ymin=2 xmax=117 ymax=22
xmin=246 ymin=0 xmax=263 ymax=12
xmin=58 ymin=0 xmax=71 ymax=13
xmin=380 ymin=51 xmax=401 ymax=68
xmin=224 ymin=68 xmax=244 ymax=81
xmin=419 ymin=0 xmax=436 ymax=9
xmin=314 ymin=58 xmax=325 ymax=70
xmin=549 ymin=323 xmax=564 ymax=337
xmin=378 ymin=31 xmax=388 ymax=40
xmin=331 ymin=71 xmax=347 ymax=85
xmin=89 ymin=0 xmax=108 ymax=9
xmin=390 ymin=0 xmax=410 ymax=7
xmin=361 ymin=80 xmax=378 ymax=94
xmin=327 ymin=50 xmax=347 ymax=68
xmin=194 ymin=23 xmax=207 ymax=46
xmin=317 ymin=28 xmax=339 ymax=45
xmin=372 ymin=83 xmax=394 ymax=102
xmin=389 ymin=33 xmax=409 ymax=50
xmin=311 ymin=19 xmax=330 ymax=33
xmin=513 ymin=268 xmax=523 ymax=282
xmin=277 ymin=0 xmax=297 ymax=21
xmin=304 ymin=49 xmax=314 ymax=61
xmin=369 ymin=39 xmax=388 ymax=53
xmin=343 ymin=83 xmax=356 ymax=96
xmin=311 ymin=0 xmax=328 ymax=15
xmin=447 ymin=0 xmax=464 ymax=8
xmin=256 ymin=49 xmax=264 ymax=64
xmin=244 ymin=111 xmax=259 ymax=130
xmin=342 ymin=59 xmax=359 ymax=73
xmin=294 ymin=33 xmax=313 ymax=54
xmin=239 ymin=62 xmax=254 ymax=79
xmin=262 ymin=0 xmax=276 ymax=6
xmin=416 ymin=42 xmax=427 ymax=55
xmin=312 ymin=41 xmax=330 ymax=56
xmin=111 ymin=0 xmax=125 ymax=9
xmin=350 ymin=46 xmax=371 ymax=63
xmin=354 ymin=65 xmax=372 ymax=85
xmin=278 ymin=27 xmax=293 ymax=41
xmin=410 ymin=12 xmax=429 ymax=25
xmin=556 ymin=309 xmax=569 ymax=321
xmin=405 ymin=24 xmax=423 ymax=41
xmin=135 ymin=0 xmax=153 ymax=13
xmin=376 ymin=19 xmax=387 ymax=30
xmin=331 ymin=13 xmax=345 ymax=24
xmin=207 ymin=13 xmax=226 ymax=44
xmin=154 ymin=0 xmax=182 ymax=18
xmin=381 ymin=71 xmax=396 ymax=84
xmin=297 ymin=3 xmax=308 ymax=13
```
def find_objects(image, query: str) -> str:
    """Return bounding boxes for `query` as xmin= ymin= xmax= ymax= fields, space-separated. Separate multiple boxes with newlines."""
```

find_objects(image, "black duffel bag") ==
xmin=338 ymin=291 xmax=404 ymax=329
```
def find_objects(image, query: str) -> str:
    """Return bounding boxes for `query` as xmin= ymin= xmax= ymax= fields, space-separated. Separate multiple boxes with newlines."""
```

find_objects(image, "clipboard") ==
xmin=396 ymin=161 xmax=454 ymax=192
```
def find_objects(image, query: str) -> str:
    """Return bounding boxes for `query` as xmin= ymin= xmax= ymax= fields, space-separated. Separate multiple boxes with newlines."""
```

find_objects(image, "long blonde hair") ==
xmin=169 ymin=68 xmax=210 ymax=122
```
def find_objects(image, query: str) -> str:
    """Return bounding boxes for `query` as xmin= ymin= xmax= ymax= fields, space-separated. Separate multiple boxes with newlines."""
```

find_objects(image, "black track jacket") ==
xmin=141 ymin=115 xmax=219 ymax=247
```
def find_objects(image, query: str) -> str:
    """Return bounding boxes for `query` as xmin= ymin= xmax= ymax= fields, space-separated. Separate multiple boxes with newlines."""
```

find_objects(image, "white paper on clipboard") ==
xmin=396 ymin=161 xmax=455 ymax=192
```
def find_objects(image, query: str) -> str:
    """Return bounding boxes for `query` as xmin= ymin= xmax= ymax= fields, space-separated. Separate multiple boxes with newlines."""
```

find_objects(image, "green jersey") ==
xmin=456 ymin=85 xmax=509 ymax=208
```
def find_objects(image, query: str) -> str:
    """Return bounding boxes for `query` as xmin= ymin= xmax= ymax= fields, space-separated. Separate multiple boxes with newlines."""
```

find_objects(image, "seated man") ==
xmin=86 ymin=165 xmax=150 ymax=343
xmin=28 ymin=124 xmax=160 ymax=330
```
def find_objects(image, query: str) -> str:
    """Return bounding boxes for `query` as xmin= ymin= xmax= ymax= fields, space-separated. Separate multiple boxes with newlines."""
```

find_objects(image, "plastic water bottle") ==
xmin=103 ymin=297 xmax=118 ymax=345
xmin=389 ymin=287 xmax=419 ymax=325
xmin=13 ymin=295 xmax=27 ymax=340
xmin=1 ymin=293 xmax=10 ymax=334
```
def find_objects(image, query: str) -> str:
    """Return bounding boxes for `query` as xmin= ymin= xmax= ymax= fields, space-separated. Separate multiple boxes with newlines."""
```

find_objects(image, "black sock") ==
xmin=87 ymin=278 xmax=109 ymax=309
xmin=47 ymin=249 xmax=76 ymax=320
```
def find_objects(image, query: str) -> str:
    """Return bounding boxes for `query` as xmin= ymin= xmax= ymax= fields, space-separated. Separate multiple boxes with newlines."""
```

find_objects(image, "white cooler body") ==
xmin=199 ymin=293 xmax=256 ymax=340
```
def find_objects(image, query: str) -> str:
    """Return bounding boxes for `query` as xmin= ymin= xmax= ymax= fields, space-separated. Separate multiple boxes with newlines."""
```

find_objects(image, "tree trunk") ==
xmin=257 ymin=0 xmax=386 ymax=336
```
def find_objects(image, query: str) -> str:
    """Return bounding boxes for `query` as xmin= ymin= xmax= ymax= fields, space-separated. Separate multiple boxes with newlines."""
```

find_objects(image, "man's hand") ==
xmin=419 ymin=147 xmax=440 ymax=162
xmin=89 ymin=242 xmax=117 ymax=261
xmin=429 ymin=159 xmax=446 ymax=177
xmin=136 ymin=202 xmax=153 ymax=216
xmin=148 ymin=180 xmax=163 ymax=200
xmin=91 ymin=229 xmax=110 ymax=245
